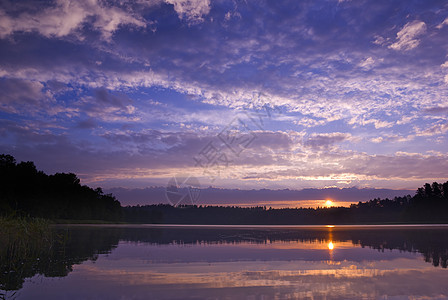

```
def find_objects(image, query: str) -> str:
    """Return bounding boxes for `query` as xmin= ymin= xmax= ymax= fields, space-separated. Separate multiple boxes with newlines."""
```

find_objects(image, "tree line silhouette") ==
xmin=0 ymin=154 xmax=121 ymax=221
xmin=1 ymin=226 xmax=121 ymax=294
xmin=123 ymin=181 xmax=448 ymax=224
xmin=1 ymin=153 xmax=447 ymax=224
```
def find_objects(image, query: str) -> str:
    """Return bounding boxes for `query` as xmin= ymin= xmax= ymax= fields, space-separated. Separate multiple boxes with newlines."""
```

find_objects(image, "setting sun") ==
xmin=325 ymin=200 xmax=333 ymax=207
xmin=328 ymin=242 xmax=334 ymax=250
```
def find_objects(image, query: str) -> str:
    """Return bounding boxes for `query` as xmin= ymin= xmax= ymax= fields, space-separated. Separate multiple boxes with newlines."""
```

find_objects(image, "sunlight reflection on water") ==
xmin=4 ymin=225 xmax=448 ymax=300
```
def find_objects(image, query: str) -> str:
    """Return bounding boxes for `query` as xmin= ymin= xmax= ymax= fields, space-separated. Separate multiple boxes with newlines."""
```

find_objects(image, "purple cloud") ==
xmin=0 ymin=0 xmax=447 ymax=196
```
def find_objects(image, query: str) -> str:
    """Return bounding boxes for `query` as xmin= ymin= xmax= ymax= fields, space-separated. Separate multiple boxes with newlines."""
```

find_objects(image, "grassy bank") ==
xmin=0 ymin=217 xmax=52 ymax=253
xmin=0 ymin=217 xmax=54 ymax=294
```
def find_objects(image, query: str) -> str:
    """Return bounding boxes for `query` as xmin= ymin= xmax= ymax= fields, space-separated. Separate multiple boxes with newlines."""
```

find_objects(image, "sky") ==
xmin=1 ymin=0 xmax=448 ymax=198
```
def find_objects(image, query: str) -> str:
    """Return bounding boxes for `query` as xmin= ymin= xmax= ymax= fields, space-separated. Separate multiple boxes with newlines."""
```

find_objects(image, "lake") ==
xmin=2 ymin=225 xmax=448 ymax=299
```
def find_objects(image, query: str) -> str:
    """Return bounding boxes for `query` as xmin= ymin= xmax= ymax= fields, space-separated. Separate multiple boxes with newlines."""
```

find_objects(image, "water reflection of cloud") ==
xmin=20 ymin=258 xmax=448 ymax=300
xmin=7 ymin=226 xmax=448 ymax=299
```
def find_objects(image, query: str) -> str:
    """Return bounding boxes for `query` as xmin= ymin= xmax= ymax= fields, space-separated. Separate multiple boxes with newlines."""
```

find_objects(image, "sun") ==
xmin=328 ymin=241 xmax=334 ymax=250
xmin=325 ymin=200 xmax=333 ymax=207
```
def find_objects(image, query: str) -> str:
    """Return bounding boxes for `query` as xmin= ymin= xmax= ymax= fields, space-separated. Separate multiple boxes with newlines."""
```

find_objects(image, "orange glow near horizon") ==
xmin=214 ymin=200 xmax=356 ymax=209
xmin=328 ymin=242 xmax=334 ymax=250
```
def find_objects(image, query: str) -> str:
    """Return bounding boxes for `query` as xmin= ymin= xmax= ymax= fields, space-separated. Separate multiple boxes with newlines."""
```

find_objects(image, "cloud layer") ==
xmin=1 ymin=0 xmax=448 ymax=192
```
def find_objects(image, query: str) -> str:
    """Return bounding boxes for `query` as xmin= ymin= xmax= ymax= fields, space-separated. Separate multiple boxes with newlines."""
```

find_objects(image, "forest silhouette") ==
xmin=0 ymin=154 xmax=121 ymax=221
xmin=123 ymin=181 xmax=448 ymax=224
xmin=1 ymin=154 xmax=447 ymax=224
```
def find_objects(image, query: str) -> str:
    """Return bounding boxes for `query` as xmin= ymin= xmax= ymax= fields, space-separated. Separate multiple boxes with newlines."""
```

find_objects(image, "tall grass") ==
xmin=0 ymin=217 xmax=54 ymax=297
xmin=0 ymin=217 xmax=52 ymax=258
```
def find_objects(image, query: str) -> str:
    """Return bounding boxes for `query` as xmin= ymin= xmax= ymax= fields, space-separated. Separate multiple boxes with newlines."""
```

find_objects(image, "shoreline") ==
xmin=51 ymin=223 xmax=448 ymax=228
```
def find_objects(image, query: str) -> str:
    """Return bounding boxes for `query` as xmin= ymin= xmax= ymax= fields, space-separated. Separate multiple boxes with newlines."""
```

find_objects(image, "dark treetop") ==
xmin=0 ymin=154 xmax=121 ymax=221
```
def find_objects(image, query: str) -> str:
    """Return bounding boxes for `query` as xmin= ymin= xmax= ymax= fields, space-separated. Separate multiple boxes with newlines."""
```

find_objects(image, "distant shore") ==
xmin=51 ymin=223 xmax=448 ymax=227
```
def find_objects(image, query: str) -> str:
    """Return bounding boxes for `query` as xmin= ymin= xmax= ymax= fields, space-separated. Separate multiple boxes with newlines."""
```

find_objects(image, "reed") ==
xmin=0 ymin=217 xmax=54 ymax=296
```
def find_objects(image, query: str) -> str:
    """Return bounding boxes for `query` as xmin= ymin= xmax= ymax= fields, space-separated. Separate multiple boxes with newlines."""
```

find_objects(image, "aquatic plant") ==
xmin=0 ymin=217 xmax=53 ymax=298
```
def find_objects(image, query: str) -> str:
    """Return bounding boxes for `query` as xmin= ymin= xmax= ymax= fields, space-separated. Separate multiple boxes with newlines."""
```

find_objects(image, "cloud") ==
xmin=358 ymin=57 xmax=376 ymax=69
xmin=94 ymin=88 xmax=131 ymax=108
xmin=77 ymin=88 xmax=138 ymax=122
xmin=389 ymin=21 xmax=427 ymax=51
xmin=107 ymin=186 xmax=415 ymax=206
xmin=423 ymin=106 xmax=448 ymax=115
xmin=350 ymin=152 xmax=448 ymax=179
xmin=414 ymin=122 xmax=448 ymax=137
xmin=370 ymin=134 xmax=413 ymax=144
xmin=348 ymin=116 xmax=395 ymax=129
xmin=1 ymin=0 xmax=448 ymax=190
xmin=236 ymin=150 xmax=448 ymax=184
xmin=294 ymin=116 xmax=327 ymax=128
xmin=2 ymin=116 xmax=447 ymax=190
xmin=0 ymin=1 xmax=446 ymax=131
xmin=76 ymin=118 xmax=97 ymax=129
xmin=0 ymin=78 xmax=51 ymax=114
xmin=304 ymin=133 xmax=352 ymax=150
xmin=249 ymin=130 xmax=302 ymax=151
xmin=0 ymin=118 xmax=68 ymax=145
xmin=436 ymin=17 xmax=448 ymax=29
xmin=164 ymin=0 xmax=210 ymax=24
xmin=0 ymin=0 xmax=147 ymax=40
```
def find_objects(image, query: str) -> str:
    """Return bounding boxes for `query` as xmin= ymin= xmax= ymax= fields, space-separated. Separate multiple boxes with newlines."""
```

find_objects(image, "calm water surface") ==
xmin=2 ymin=225 xmax=448 ymax=299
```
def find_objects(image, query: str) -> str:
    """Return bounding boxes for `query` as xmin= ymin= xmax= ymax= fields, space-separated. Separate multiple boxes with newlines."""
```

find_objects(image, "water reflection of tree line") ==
xmin=118 ymin=227 xmax=448 ymax=268
xmin=0 ymin=226 xmax=120 ymax=297
xmin=1 ymin=226 xmax=447 ymax=296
